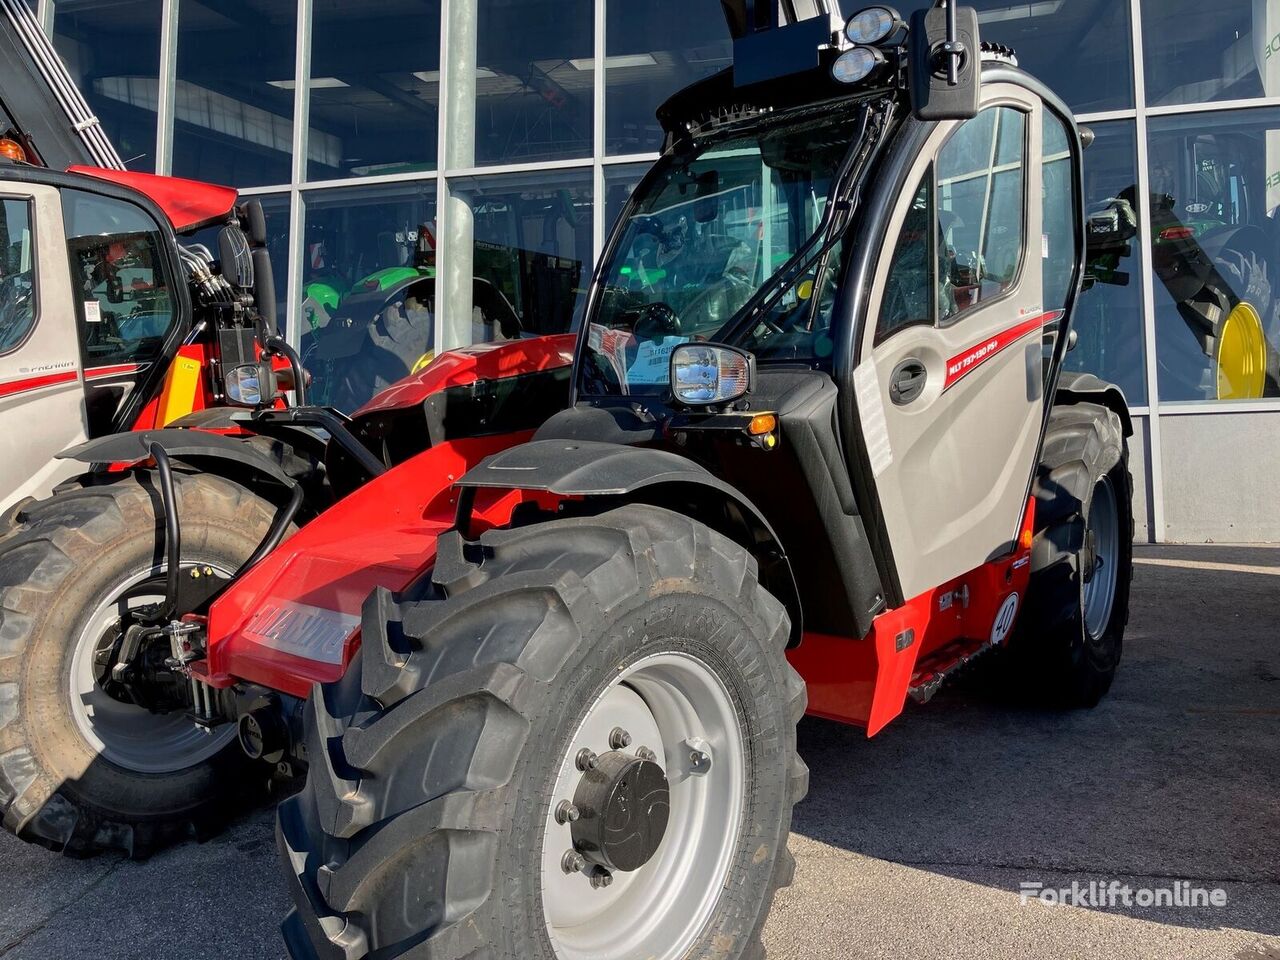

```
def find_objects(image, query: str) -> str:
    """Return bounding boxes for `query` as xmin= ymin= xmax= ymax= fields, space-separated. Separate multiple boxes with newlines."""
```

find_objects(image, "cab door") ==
xmin=854 ymin=85 xmax=1055 ymax=599
xmin=0 ymin=180 xmax=90 ymax=512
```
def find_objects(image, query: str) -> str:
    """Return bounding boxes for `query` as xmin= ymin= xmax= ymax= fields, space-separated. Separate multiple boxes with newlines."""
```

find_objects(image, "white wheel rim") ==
xmin=1083 ymin=475 xmax=1120 ymax=640
xmin=541 ymin=651 xmax=747 ymax=960
xmin=68 ymin=564 xmax=237 ymax=774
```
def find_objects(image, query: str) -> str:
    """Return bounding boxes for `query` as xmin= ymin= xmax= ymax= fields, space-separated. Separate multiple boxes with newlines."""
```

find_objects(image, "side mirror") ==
xmin=908 ymin=4 xmax=981 ymax=121
xmin=670 ymin=342 xmax=755 ymax=406
xmin=217 ymin=225 xmax=254 ymax=290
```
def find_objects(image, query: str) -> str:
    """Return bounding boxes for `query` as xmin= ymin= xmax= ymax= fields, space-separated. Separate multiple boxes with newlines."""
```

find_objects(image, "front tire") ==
xmin=279 ymin=505 xmax=807 ymax=960
xmin=0 ymin=472 xmax=280 ymax=856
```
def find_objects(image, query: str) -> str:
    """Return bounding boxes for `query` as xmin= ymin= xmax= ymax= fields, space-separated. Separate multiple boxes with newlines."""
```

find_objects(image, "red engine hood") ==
xmin=355 ymin=333 xmax=577 ymax=416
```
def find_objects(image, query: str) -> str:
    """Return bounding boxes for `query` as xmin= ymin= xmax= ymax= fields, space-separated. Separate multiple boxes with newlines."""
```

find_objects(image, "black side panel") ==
xmin=708 ymin=369 xmax=887 ymax=637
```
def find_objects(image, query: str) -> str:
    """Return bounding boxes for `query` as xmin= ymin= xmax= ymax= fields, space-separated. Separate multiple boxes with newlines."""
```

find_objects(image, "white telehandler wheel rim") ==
xmin=68 ymin=563 xmax=237 ymax=774
xmin=1083 ymin=474 xmax=1120 ymax=640
xmin=540 ymin=651 xmax=747 ymax=960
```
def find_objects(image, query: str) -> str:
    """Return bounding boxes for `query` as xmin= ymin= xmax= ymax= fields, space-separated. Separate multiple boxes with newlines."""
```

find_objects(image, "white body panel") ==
xmin=0 ymin=180 xmax=89 ymax=513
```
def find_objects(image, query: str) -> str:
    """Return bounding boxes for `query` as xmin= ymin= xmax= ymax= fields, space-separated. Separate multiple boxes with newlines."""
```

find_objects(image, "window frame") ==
xmin=0 ymin=194 xmax=40 ymax=359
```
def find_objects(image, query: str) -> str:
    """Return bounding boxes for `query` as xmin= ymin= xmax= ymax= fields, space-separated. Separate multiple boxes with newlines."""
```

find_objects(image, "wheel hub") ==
xmin=570 ymin=750 xmax=670 ymax=874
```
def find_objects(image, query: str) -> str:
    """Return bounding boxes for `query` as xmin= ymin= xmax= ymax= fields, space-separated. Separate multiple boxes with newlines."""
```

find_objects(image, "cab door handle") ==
xmin=889 ymin=359 xmax=928 ymax=405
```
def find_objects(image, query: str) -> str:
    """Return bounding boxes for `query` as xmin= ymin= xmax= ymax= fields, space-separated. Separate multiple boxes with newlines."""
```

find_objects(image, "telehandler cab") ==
xmin=0 ymin=0 xmax=305 ymax=514
xmin=0 ymin=3 xmax=1133 ymax=959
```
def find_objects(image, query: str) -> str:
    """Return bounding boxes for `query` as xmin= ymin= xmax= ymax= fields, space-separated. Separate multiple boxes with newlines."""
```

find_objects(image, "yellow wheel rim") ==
xmin=411 ymin=351 xmax=436 ymax=374
xmin=1217 ymin=302 xmax=1268 ymax=400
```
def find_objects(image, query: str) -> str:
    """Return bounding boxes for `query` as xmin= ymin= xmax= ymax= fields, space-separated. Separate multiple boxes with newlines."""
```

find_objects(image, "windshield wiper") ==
xmin=714 ymin=98 xmax=896 ymax=349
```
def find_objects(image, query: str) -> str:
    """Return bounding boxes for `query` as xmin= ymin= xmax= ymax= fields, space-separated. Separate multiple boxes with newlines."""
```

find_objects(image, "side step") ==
xmin=908 ymin=635 xmax=998 ymax=704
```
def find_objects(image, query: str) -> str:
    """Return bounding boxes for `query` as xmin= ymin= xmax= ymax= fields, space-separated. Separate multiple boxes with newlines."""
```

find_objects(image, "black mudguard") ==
xmin=59 ymin=429 xmax=296 ymax=489
xmin=1055 ymin=372 xmax=1133 ymax=439
xmin=457 ymin=439 xmax=804 ymax=642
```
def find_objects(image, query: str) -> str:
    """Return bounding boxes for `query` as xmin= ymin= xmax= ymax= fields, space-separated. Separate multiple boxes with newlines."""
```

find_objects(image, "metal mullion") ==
xmin=1146 ymin=96 xmax=1280 ymax=117
xmin=154 ymin=0 xmax=179 ymax=175
xmin=286 ymin=187 xmax=305 ymax=355
xmin=437 ymin=0 xmax=453 ymax=358
xmin=601 ymin=151 xmax=660 ymax=166
xmin=1074 ymin=109 xmax=1137 ymax=124
xmin=1130 ymin=0 xmax=1165 ymax=542
xmin=36 ymin=0 xmax=51 ymax=35
xmin=592 ymin=0 xmax=606 ymax=263
xmin=1159 ymin=400 xmax=1280 ymax=416
xmin=302 ymin=169 xmax=439 ymax=192
xmin=290 ymin=0 xmax=311 ymax=188
xmin=284 ymin=0 xmax=312 ymax=347
xmin=234 ymin=184 xmax=290 ymax=197
xmin=442 ymin=157 xmax=597 ymax=179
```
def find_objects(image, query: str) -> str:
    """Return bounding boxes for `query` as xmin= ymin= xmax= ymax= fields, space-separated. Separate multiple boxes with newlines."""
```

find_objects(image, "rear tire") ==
xmin=1006 ymin=403 xmax=1134 ymax=706
xmin=279 ymin=505 xmax=807 ymax=960
xmin=0 ymin=472 xmax=280 ymax=856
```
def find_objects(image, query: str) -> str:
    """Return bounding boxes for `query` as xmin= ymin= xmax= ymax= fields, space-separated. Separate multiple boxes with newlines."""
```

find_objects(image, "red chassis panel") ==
xmin=788 ymin=498 xmax=1036 ymax=736
xmin=200 ymin=432 xmax=552 ymax=699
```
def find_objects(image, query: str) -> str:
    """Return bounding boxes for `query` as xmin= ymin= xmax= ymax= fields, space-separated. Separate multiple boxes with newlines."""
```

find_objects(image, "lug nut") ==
xmin=609 ymin=727 xmax=633 ymax=750
xmin=562 ymin=850 xmax=587 ymax=875
xmin=575 ymin=748 xmax=598 ymax=771
xmin=589 ymin=868 xmax=614 ymax=890
xmin=555 ymin=800 xmax=581 ymax=824
xmin=635 ymin=746 xmax=657 ymax=762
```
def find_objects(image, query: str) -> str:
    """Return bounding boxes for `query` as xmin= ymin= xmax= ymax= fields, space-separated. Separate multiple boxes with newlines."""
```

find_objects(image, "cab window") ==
xmin=62 ymin=189 xmax=177 ymax=369
xmin=937 ymin=106 xmax=1026 ymax=325
xmin=876 ymin=106 xmax=1028 ymax=341
xmin=0 ymin=199 xmax=36 ymax=354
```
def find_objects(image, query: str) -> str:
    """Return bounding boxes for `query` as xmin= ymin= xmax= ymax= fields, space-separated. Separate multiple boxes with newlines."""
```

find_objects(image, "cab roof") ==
xmin=65 ymin=166 xmax=238 ymax=233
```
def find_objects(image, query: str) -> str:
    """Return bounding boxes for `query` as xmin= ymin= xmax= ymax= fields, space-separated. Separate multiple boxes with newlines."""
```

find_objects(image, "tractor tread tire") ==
xmin=0 ymin=471 xmax=278 ymax=858
xmin=279 ymin=504 xmax=804 ymax=960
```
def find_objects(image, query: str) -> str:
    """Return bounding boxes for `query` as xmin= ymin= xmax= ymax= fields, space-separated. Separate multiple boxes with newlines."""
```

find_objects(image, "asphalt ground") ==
xmin=1 ymin=544 xmax=1277 ymax=960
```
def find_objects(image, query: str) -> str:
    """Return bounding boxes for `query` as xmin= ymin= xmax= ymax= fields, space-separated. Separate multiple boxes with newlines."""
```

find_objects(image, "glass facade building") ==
xmin=35 ymin=0 xmax=1280 ymax=541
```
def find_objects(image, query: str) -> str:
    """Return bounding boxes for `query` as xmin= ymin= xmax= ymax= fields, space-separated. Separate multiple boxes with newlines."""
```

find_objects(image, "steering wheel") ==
xmin=633 ymin=301 xmax=681 ymax=341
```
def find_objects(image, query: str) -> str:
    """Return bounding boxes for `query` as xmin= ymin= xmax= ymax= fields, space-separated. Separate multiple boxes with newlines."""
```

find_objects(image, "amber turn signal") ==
xmin=0 ymin=139 xmax=28 ymax=163
xmin=748 ymin=414 xmax=777 ymax=436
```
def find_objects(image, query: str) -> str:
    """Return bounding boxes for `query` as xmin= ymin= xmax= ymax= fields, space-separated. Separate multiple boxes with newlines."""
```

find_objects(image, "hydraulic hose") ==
xmin=266 ymin=335 xmax=308 ymax=406
xmin=149 ymin=442 xmax=181 ymax=622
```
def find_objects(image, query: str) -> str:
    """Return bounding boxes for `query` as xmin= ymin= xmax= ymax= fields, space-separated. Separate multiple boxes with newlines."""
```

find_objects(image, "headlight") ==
xmin=670 ymin=343 xmax=754 ymax=406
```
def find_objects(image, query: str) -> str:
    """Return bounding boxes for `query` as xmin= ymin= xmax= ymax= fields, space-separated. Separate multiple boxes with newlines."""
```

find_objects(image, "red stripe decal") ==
xmin=0 ymin=369 xmax=78 ymax=399
xmin=943 ymin=310 xmax=1064 ymax=391
xmin=87 ymin=363 xmax=142 ymax=380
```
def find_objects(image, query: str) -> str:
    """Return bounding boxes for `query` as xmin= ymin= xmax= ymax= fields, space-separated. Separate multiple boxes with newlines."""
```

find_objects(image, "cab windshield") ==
xmin=582 ymin=111 xmax=863 ymax=396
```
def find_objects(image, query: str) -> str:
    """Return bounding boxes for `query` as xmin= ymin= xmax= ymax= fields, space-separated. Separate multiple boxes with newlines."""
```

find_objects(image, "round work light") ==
xmin=844 ymin=6 xmax=904 ymax=46
xmin=831 ymin=46 xmax=886 ymax=85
